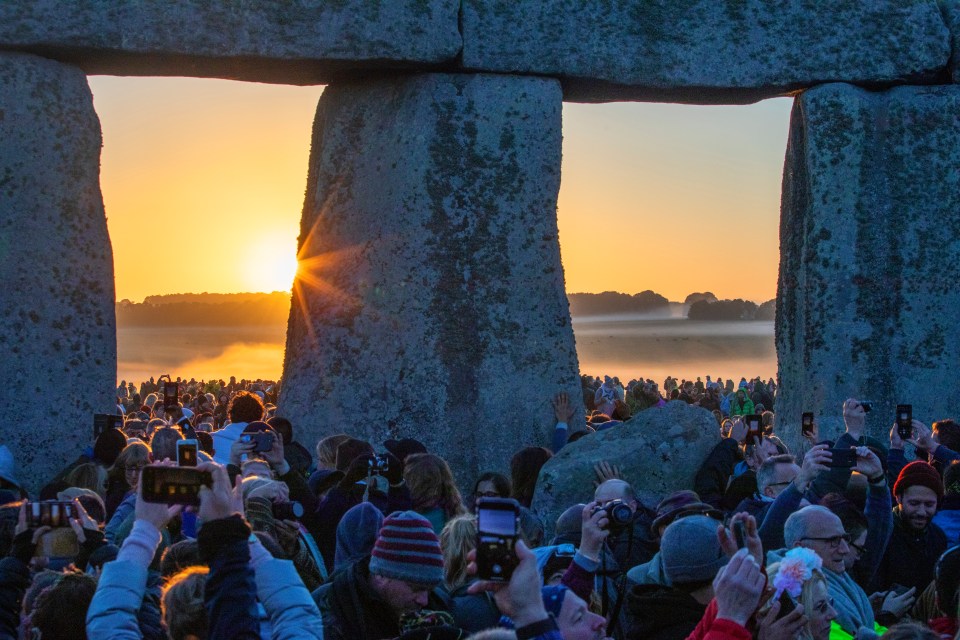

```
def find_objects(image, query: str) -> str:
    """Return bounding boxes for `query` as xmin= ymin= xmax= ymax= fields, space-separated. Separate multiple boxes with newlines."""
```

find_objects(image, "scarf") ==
xmin=823 ymin=567 xmax=875 ymax=636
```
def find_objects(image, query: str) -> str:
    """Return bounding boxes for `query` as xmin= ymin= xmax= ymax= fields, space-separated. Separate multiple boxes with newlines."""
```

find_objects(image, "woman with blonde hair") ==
xmin=105 ymin=441 xmax=152 ymax=520
xmin=403 ymin=453 xmax=466 ymax=534
xmin=65 ymin=462 xmax=108 ymax=498
xmin=760 ymin=548 xmax=837 ymax=640
xmin=440 ymin=515 xmax=477 ymax=592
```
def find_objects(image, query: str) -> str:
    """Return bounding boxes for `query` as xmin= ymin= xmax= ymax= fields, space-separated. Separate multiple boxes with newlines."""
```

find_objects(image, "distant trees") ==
xmin=684 ymin=291 xmax=718 ymax=305
xmin=687 ymin=298 xmax=776 ymax=321
xmin=567 ymin=290 xmax=670 ymax=316
xmin=116 ymin=292 xmax=290 ymax=327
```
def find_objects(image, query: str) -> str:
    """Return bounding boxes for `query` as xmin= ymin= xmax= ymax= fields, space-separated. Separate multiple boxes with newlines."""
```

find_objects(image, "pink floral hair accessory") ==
xmin=772 ymin=547 xmax=822 ymax=598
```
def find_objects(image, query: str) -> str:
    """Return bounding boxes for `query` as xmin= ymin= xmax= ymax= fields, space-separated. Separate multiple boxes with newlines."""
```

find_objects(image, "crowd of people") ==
xmin=0 ymin=372 xmax=957 ymax=640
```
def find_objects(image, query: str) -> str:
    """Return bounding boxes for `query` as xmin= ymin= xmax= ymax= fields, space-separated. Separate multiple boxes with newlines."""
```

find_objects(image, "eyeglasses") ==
xmin=124 ymin=463 xmax=148 ymax=472
xmin=813 ymin=597 xmax=835 ymax=615
xmin=475 ymin=491 xmax=502 ymax=498
xmin=849 ymin=540 xmax=866 ymax=556
xmin=800 ymin=534 xmax=850 ymax=549
xmin=766 ymin=481 xmax=791 ymax=488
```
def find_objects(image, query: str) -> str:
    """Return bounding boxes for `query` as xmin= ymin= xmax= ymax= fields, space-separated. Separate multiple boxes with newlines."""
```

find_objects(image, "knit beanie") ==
xmin=541 ymin=586 xmax=567 ymax=618
xmin=893 ymin=461 xmax=944 ymax=501
xmin=660 ymin=515 xmax=728 ymax=585
xmin=369 ymin=511 xmax=443 ymax=586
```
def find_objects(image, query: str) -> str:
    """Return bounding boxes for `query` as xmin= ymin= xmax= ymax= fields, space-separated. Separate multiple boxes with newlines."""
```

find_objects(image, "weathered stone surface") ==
xmin=0 ymin=53 xmax=116 ymax=493
xmin=0 ymin=1 xmax=461 ymax=84
xmin=462 ymin=1 xmax=950 ymax=103
xmin=776 ymin=83 xmax=960 ymax=452
xmin=531 ymin=402 xmax=721 ymax=537
xmin=278 ymin=73 xmax=581 ymax=482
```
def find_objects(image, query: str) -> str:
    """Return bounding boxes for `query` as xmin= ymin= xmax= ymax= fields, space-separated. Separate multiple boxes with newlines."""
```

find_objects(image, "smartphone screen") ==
xmin=141 ymin=466 xmax=211 ymax=506
xmin=896 ymin=404 xmax=913 ymax=440
xmin=478 ymin=506 xmax=518 ymax=536
xmin=476 ymin=498 xmax=520 ymax=581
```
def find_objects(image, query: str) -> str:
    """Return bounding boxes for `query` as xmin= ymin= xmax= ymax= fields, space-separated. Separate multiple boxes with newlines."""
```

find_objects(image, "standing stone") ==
xmin=777 ymin=83 xmax=960 ymax=451
xmin=531 ymin=402 xmax=721 ymax=538
xmin=0 ymin=53 xmax=116 ymax=493
xmin=279 ymin=73 xmax=581 ymax=482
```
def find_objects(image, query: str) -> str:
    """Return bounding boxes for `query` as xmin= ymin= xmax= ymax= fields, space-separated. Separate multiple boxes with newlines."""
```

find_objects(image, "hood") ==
xmin=335 ymin=502 xmax=384 ymax=570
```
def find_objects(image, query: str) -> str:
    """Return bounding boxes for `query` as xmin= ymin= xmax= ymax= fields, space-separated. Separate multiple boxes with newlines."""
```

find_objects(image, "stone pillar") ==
xmin=279 ymin=73 xmax=581 ymax=481
xmin=0 ymin=53 xmax=116 ymax=493
xmin=776 ymin=83 xmax=960 ymax=449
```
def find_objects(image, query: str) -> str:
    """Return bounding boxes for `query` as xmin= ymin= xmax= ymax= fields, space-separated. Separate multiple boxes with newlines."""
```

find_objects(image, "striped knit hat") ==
xmin=369 ymin=511 xmax=444 ymax=586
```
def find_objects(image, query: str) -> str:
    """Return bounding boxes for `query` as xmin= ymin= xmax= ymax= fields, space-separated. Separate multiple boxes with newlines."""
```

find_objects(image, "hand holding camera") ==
xmin=580 ymin=501 xmax=610 ymax=561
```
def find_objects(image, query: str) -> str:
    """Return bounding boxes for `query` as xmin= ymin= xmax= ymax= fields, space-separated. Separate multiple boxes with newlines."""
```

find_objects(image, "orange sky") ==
xmin=89 ymin=77 xmax=791 ymax=304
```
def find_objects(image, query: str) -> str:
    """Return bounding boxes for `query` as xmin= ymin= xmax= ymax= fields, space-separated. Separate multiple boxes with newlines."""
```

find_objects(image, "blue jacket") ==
xmin=932 ymin=505 xmax=960 ymax=547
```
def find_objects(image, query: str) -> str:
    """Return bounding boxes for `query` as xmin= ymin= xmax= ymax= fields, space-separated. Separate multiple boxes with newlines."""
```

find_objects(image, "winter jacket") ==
xmin=312 ymin=556 xmax=447 ymax=640
xmin=684 ymin=600 xmax=751 ymax=640
xmin=731 ymin=495 xmax=771 ymax=524
xmin=728 ymin=394 xmax=754 ymax=417
xmin=105 ymin=491 xmax=137 ymax=543
xmin=872 ymin=508 xmax=948 ymax=593
xmin=694 ymin=439 xmax=742 ymax=509
xmin=620 ymin=584 xmax=706 ymax=640
xmin=931 ymin=501 xmax=960 ymax=547
xmin=199 ymin=515 xmax=260 ymax=639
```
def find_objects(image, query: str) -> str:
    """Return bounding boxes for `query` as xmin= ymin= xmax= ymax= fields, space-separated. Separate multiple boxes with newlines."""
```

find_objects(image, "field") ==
xmin=117 ymin=318 xmax=776 ymax=384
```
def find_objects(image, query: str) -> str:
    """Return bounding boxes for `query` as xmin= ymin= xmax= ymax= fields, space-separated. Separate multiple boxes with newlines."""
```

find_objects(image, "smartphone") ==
xmin=827 ymin=448 xmax=857 ymax=468
xmin=241 ymin=432 xmax=273 ymax=453
xmin=476 ymin=497 xmax=520 ymax=582
xmin=776 ymin=590 xmax=797 ymax=619
xmin=860 ymin=401 xmax=872 ymax=413
xmin=896 ymin=404 xmax=913 ymax=441
xmin=27 ymin=501 xmax=76 ymax=528
xmin=801 ymin=412 xmax=814 ymax=437
xmin=177 ymin=439 xmax=199 ymax=466
xmin=745 ymin=414 xmax=762 ymax=442
xmin=141 ymin=466 xmax=212 ymax=506
xmin=93 ymin=413 xmax=124 ymax=440
xmin=733 ymin=521 xmax=746 ymax=549
xmin=163 ymin=381 xmax=179 ymax=412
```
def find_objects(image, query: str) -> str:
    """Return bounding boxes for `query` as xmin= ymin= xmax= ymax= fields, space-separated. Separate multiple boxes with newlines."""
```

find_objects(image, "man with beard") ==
xmin=873 ymin=461 xmax=947 ymax=593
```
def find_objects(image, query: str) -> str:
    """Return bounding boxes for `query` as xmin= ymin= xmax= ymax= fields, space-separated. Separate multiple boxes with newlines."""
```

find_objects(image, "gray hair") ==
xmin=784 ymin=505 xmax=835 ymax=547
xmin=756 ymin=454 xmax=795 ymax=492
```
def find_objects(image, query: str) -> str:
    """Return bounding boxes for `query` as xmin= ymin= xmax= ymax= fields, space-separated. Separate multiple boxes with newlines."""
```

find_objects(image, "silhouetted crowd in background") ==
xmin=0 ymin=372 xmax=957 ymax=640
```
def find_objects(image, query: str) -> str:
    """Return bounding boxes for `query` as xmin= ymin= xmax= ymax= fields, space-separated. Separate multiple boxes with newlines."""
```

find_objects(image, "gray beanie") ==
xmin=660 ymin=515 xmax=728 ymax=585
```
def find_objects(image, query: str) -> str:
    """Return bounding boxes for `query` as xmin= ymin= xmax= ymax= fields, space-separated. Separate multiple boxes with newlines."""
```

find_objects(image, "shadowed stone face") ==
xmin=0 ymin=53 xmax=116 ymax=493
xmin=776 ymin=83 xmax=960 ymax=451
xmin=279 ymin=73 xmax=581 ymax=480
xmin=531 ymin=402 xmax=722 ymax=539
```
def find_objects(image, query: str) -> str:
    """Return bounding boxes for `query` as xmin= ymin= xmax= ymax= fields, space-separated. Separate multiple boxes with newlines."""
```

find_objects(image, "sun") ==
xmin=243 ymin=232 xmax=300 ymax=293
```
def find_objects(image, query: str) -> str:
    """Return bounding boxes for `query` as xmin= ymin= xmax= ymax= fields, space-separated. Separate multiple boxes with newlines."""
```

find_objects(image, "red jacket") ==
xmin=685 ymin=599 xmax=752 ymax=640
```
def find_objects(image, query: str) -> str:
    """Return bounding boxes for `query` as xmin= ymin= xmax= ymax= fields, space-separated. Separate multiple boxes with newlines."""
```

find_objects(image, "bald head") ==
xmin=594 ymin=479 xmax=637 ymax=507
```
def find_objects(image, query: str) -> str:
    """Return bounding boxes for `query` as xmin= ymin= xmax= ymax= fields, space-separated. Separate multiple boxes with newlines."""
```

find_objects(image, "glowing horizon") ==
xmin=89 ymin=76 xmax=791 ymax=305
